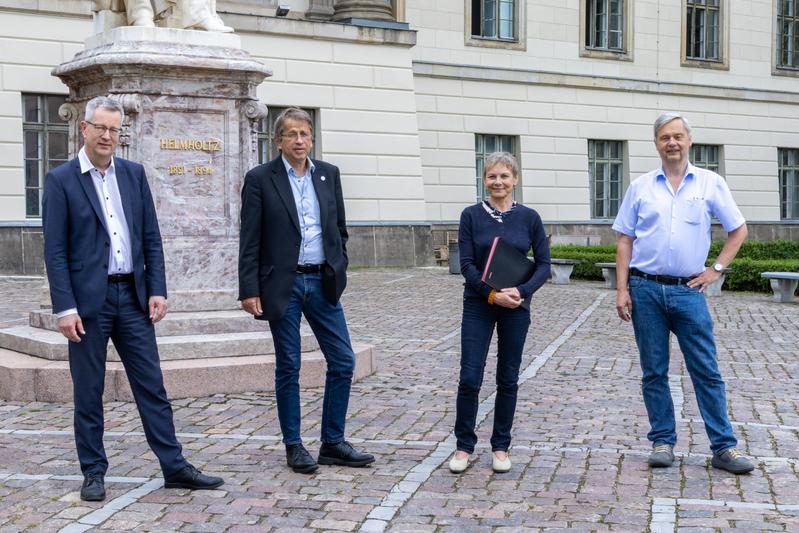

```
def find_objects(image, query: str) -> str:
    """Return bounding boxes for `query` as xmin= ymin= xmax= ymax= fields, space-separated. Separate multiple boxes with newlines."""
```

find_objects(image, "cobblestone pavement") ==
xmin=1 ymin=269 xmax=798 ymax=532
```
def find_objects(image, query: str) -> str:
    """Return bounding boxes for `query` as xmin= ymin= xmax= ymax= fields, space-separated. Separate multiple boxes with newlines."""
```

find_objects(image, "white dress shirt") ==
xmin=56 ymin=148 xmax=134 ymax=319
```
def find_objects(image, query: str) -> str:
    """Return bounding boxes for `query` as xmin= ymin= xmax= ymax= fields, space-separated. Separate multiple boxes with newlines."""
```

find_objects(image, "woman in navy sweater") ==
xmin=449 ymin=152 xmax=551 ymax=474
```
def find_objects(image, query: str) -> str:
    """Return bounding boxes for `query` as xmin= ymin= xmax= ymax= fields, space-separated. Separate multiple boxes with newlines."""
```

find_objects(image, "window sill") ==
xmin=681 ymin=58 xmax=729 ymax=71
xmin=580 ymin=47 xmax=633 ymax=62
xmin=465 ymin=35 xmax=525 ymax=51
xmin=772 ymin=66 xmax=799 ymax=78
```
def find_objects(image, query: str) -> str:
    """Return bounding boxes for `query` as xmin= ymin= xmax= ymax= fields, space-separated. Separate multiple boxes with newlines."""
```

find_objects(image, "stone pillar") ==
xmin=332 ymin=0 xmax=394 ymax=21
xmin=306 ymin=0 xmax=335 ymax=20
xmin=53 ymin=27 xmax=270 ymax=301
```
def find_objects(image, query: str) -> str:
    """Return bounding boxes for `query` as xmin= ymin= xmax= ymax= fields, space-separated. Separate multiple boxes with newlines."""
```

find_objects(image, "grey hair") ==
xmin=84 ymin=96 xmax=124 ymax=122
xmin=273 ymin=106 xmax=314 ymax=144
xmin=483 ymin=152 xmax=520 ymax=178
xmin=654 ymin=112 xmax=692 ymax=139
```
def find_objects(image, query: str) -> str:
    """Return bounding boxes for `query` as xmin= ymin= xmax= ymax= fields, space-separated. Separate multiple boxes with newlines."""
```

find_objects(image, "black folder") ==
xmin=481 ymin=237 xmax=535 ymax=310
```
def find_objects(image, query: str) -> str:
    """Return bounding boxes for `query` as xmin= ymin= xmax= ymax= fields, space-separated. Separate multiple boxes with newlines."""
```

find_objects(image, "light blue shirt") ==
xmin=283 ymin=156 xmax=325 ymax=265
xmin=612 ymin=163 xmax=746 ymax=277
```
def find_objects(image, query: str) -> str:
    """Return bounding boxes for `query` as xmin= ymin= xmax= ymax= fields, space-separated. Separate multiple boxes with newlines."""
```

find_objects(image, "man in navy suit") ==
xmin=43 ymin=96 xmax=224 ymax=501
xmin=238 ymin=107 xmax=374 ymax=473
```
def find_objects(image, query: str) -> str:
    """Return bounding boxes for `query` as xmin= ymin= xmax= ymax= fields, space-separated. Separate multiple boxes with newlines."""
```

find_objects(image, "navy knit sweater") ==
xmin=458 ymin=202 xmax=551 ymax=301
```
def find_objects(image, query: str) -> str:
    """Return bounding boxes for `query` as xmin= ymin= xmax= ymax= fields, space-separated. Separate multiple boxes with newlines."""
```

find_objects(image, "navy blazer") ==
xmin=238 ymin=156 xmax=349 ymax=321
xmin=42 ymin=156 xmax=167 ymax=318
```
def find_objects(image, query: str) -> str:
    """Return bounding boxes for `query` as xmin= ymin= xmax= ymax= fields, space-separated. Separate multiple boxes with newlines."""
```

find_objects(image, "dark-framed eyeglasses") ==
xmin=85 ymin=121 xmax=121 ymax=136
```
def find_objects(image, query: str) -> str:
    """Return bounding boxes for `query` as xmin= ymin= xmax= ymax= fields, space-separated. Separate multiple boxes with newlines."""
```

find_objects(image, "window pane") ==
xmin=23 ymin=95 xmax=40 ymax=123
xmin=48 ymin=131 xmax=68 ymax=160
xmin=25 ymin=159 xmax=41 ymax=188
xmin=46 ymin=96 xmax=67 ymax=124
xmin=25 ymin=131 xmax=41 ymax=159
xmin=588 ymin=139 xmax=624 ymax=218
xmin=26 ymin=188 xmax=40 ymax=218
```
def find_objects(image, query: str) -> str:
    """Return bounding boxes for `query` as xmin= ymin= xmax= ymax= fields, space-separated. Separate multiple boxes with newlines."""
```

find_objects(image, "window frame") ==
xmin=257 ymin=106 xmax=319 ymax=164
xmin=774 ymin=0 xmax=799 ymax=76
xmin=778 ymin=147 xmax=799 ymax=220
xmin=474 ymin=134 xmax=521 ymax=203
xmin=588 ymin=139 xmax=626 ymax=220
xmin=681 ymin=0 xmax=730 ymax=70
xmin=22 ymin=93 xmax=69 ymax=219
xmin=690 ymin=143 xmax=724 ymax=176
xmin=465 ymin=0 xmax=526 ymax=51
xmin=580 ymin=0 xmax=634 ymax=61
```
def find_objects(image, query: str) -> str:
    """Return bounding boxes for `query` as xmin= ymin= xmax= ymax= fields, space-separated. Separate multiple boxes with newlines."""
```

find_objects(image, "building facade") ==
xmin=1 ymin=0 xmax=798 ymax=274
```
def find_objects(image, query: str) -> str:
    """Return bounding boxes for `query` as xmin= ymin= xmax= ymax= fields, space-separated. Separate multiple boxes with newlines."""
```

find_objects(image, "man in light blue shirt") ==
xmin=613 ymin=112 xmax=753 ymax=474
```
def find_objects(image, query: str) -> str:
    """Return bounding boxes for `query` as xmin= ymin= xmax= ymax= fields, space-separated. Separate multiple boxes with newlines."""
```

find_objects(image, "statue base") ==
xmin=0 ymin=28 xmax=377 ymax=401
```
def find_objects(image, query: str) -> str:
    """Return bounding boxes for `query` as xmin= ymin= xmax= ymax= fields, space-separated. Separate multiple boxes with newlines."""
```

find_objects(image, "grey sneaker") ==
xmin=648 ymin=443 xmax=675 ymax=468
xmin=711 ymin=448 xmax=754 ymax=474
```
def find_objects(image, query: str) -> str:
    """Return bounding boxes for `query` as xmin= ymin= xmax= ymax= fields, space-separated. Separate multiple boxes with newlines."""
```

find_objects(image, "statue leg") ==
xmin=126 ymin=0 xmax=155 ymax=26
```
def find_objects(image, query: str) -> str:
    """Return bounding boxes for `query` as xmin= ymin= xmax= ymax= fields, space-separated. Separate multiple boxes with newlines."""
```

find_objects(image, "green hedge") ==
xmin=547 ymin=242 xmax=799 ymax=293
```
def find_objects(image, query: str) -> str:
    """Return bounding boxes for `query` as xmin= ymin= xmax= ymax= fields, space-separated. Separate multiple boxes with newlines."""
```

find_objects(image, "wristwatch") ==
xmin=712 ymin=263 xmax=724 ymax=272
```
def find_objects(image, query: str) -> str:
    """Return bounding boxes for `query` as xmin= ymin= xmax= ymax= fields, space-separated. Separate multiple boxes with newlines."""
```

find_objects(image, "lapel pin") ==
xmin=321 ymin=176 xmax=326 ymax=181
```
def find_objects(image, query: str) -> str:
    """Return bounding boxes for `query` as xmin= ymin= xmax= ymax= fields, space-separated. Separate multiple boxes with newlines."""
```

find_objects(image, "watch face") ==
xmin=713 ymin=263 xmax=723 ymax=272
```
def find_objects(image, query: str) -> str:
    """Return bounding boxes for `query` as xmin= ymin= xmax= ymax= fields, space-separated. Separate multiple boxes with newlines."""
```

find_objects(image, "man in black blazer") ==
xmin=238 ymin=107 xmax=374 ymax=473
xmin=43 ymin=96 xmax=223 ymax=501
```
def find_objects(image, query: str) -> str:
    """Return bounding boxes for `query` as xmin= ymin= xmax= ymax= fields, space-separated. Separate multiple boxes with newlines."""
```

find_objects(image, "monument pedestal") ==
xmin=0 ymin=27 xmax=376 ymax=401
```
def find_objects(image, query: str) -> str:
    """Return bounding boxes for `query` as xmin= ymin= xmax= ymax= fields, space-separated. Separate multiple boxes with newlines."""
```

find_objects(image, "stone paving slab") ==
xmin=0 ymin=269 xmax=798 ymax=531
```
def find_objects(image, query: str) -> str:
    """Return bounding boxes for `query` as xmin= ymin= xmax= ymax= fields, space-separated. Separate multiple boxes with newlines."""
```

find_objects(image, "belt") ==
xmin=296 ymin=264 xmax=323 ymax=274
xmin=108 ymin=273 xmax=134 ymax=283
xmin=629 ymin=268 xmax=696 ymax=286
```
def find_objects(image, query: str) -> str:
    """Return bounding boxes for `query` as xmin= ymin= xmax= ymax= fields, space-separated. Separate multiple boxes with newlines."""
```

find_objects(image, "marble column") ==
xmin=332 ymin=0 xmax=394 ymax=21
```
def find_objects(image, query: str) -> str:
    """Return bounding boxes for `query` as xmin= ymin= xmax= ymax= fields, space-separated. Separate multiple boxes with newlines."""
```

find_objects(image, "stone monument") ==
xmin=0 ymin=8 xmax=376 ymax=401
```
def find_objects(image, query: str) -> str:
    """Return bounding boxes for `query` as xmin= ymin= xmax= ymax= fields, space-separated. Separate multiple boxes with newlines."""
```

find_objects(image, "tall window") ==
xmin=779 ymin=148 xmax=799 ymax=219
xmin=588 ymin=140 xmax=624 ymax=219
xmin=690 ymin=144 xmax=721 ymax=173
xmin=777 ymin=0 xmax=799 ymax=69
xmin=22 ymin=94 xmax=68 ymax=218
xmin=471 ymin=0 xmax=515 ymax=40
xmin=586 ymin=0 xmax=624 ymax=51
xmin=686 ymin=0 xmax=721 ymax=61
xmin=257 ymin=106 xmax=317 ymax=164
xmin=475 ymin=134 xmax=517 ymax=202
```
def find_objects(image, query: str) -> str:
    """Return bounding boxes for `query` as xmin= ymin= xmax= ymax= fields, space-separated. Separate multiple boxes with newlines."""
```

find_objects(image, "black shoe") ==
xmin=80 ymin=473 xmax=106 ymax=501
xmin=286 ymin=443 xmax=319 ymax=474
xmin=164 ymin=465 xmax=224 ymax=490
xmin=711 ymin=448 xmax=755 ymax=474
xmin=318 ymin=441 xmax=375 ymax=467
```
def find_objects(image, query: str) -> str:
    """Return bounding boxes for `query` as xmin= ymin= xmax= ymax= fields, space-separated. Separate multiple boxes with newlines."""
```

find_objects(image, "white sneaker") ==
xmin=492 ymin=451 xmax=511 ymax=473
xmin=448 ymin=452 xmax=469 ymax=473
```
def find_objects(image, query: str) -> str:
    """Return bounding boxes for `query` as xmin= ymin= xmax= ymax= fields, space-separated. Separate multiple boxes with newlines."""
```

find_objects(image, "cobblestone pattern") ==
xmin=0 ymin=270 xmax=798 ymax=531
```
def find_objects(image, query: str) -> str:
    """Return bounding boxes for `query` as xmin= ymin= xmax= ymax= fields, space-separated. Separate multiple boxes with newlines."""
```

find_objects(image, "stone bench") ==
xmin=761 ymin=272 xmax=799 ymax=303
xmin=705 ymin=267 xmax=732 ymax=297
xmin=595 ymin=262 xmax=617 ymax=289
xmin=550 ymin=258 xmax=580 ymax=285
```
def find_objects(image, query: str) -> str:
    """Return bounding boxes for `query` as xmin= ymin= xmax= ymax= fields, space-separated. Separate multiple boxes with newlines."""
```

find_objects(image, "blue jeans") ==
xmin=268 ymin=272 xmax=355 ymax=445
xmin=629 ymin=276 xmax=737 ymax=454
xmin=454 ymin=296 xmax=530 ymax=454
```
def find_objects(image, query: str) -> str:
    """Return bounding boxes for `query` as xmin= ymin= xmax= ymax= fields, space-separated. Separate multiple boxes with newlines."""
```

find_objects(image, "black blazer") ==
xmin=42 ymin=156 xmax=167 ymax=318
xmin=238 ymin=156 xmax=349 ymax=321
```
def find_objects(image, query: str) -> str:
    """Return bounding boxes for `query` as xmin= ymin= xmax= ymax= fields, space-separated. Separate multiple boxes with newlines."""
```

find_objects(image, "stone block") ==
xmin=373 ymin=226 xmax=416 ymax=267
xmin=0 ymin=227 xmax=23 ymax=275
xmin=21 ymin=228 xmax=44 ymax=276
xmin=345 ymin=226 xmax=377 ymax=267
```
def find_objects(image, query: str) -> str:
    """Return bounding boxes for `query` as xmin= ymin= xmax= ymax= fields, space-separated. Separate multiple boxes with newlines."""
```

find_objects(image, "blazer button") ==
xmin=103 ymin=264 xmax=108 ymax=268
xmin=105 ymin=242 xmax=110 ymax=247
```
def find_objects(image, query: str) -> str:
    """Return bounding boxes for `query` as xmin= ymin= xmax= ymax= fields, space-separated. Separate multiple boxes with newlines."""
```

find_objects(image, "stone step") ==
xmin=0 ymin=326 xmax=319 ymax=362
xmin=0 ymin=343 xmax=376 ymax=401
xmin=29 ymin=309 xmax=265 ymax=336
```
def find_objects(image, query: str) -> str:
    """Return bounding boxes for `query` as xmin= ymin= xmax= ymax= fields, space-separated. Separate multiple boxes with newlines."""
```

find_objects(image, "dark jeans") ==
xmin=268 ymin=272 xmax=355 ymax=445
xmin=69 ymin=281 xmax=188 ymax=477
xmin=629 ymin=276 xmax=737 ymax=453
xmin=454 ymin=296 xmax=530 ymax=454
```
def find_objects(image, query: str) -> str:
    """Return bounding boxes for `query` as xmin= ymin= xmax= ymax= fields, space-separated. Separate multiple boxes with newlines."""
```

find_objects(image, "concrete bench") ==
xmin=550 ymin=258 xmax=580 ymax=285
xmin=705 ymin=267 xmax=732 ymax=297
xmin=761 ymin=272 xmax=799 ymax=303
xmin=595 ymin=262 xmax=617 ymax=289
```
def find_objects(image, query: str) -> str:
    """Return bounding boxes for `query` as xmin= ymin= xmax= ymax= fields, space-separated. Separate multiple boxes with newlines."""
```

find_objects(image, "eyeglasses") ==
xmin=85 ymin=121 xmax=121 ymax=136
xmin=281 ymin=131 xmax=312 ymax=141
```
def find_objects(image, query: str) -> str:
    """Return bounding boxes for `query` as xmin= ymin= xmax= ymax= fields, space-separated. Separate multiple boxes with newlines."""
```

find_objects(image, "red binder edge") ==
xmin=481 ymin=236 xmax=500 ymax=284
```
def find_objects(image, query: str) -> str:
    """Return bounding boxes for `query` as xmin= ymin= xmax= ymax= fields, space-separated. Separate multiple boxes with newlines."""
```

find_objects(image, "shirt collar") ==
xmin=655 ymin=162 xmax=696 ymax=182
xmin=78 ymin=146 xmax=115 ymax=176
xmin=282 ymin=155 xmax=315 ymax=178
